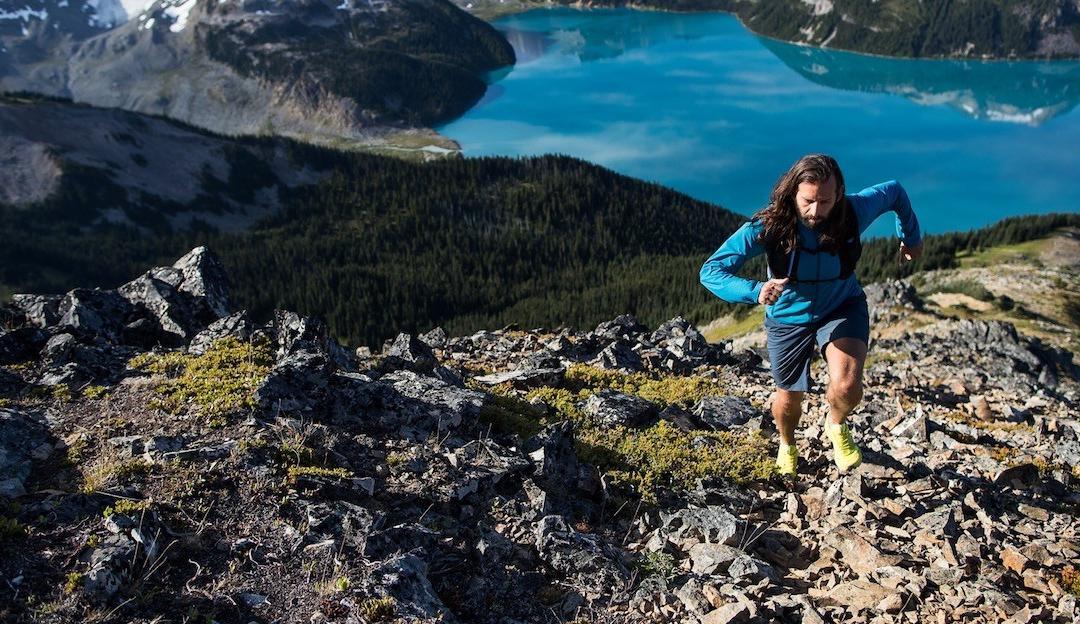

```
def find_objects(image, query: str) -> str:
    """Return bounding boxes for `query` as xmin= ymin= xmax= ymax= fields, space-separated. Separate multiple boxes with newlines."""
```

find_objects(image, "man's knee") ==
xmin=773 ymin=389 xmax=804 ymax=415
xmin=828 ymin=377 xmax=863 ymax=410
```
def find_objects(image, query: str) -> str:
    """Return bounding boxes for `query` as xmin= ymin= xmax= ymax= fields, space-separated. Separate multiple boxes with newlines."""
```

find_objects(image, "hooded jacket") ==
xmin=698 ymin=179 xmax=922 ymax=326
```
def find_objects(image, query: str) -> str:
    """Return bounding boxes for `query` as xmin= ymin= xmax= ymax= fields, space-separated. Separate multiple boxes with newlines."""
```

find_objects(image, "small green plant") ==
xmin=85 ymin=534 xmax=101 ymax=549
xmin=128 ymin=336 xmax=273 ymax=422
xmin=635 ymin=550 xmax=677 ymax=579
xmin=932 ymin=279 xmax=994 ymax=302
xmin=479 ymin=392 xmax=551 ymax=439
xmin=357 ymin=596 xmax=396 ymax=622
xmin=564 ymin=364 xmax=724 ymax=408
xmin=286 ymin=465 xmax=352 ymax=485
xmin=385 ymin=452 xmax=407 ymax=468
xmin=334 ymin=576 xmax=350 ymax=592
xmin=576 ymin=420 xmax=775 ymax=504
xmin=83 ymin=385 xmax=108 ymax=399
xmin=0 ymin=516 xmax=25 ymax=541
xmin=102 ymin=499 xmax=150 ymax=518
xmin=0 ymin=398 xmax=11 ymax=408
xmin=64 ymin=572 xmax=83 ymax=594
xmin=80 ymin=457 xmax=151 ymax=494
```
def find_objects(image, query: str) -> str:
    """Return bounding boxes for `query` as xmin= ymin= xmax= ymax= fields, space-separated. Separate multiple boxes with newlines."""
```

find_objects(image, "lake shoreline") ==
xmin=462 ymin=1 xmax=1080 ymax=62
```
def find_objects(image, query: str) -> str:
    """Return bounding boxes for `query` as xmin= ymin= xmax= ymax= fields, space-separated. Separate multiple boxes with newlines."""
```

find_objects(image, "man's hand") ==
xmin=899 ymin=241 xmax=923 ymax=264
xmin=758 ymin=277 xmax=789 ymax=305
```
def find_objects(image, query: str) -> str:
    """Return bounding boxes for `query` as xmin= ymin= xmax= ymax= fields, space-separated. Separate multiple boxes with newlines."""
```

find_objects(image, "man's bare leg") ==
xmin=823 ymin=337 xmax=868 ymax=471
xmin=772 ymin=389 xmax=804 ymax=446
xmin=823 ymin=337 xmax=868 ymax=425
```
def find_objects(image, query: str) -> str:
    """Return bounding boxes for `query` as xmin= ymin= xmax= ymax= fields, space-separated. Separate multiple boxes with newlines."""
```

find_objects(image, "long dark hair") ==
xmin=752 ymin=153 xmax=853 ymax=254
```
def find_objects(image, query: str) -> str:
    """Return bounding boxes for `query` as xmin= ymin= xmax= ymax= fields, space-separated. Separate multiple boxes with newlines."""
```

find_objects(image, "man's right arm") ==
xmin=699 ymin=221 xmax=766 ymax=305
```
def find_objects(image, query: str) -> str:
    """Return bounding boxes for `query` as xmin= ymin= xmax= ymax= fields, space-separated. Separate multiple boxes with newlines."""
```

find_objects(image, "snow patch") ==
xmin=161 ymin=0 xmax=195 ymax=32
xmin=800 ymin=0 xmax=833 ymax=17
xmin=85 ymin=0 xmax=128 ymax=27
xmin=0 ymin=7 xmax=49 ymax=22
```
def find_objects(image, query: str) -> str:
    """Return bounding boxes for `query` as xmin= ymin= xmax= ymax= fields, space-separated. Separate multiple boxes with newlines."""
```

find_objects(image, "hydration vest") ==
xmin=759 ymin=199 xmax=862 ymax=283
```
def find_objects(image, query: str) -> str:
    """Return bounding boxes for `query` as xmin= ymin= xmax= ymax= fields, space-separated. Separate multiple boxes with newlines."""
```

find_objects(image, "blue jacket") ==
xmin=699 ymin=180 xmax=922 ymax=326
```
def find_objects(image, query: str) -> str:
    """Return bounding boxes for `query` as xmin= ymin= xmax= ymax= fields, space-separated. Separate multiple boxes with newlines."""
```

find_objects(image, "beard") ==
xmin=802 ymin=215 xmax=826 ymax=231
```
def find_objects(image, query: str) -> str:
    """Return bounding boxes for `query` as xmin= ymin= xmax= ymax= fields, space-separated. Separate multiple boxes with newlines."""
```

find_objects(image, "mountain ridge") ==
xmin=0 ymin=244 xmax=1076 ymax=623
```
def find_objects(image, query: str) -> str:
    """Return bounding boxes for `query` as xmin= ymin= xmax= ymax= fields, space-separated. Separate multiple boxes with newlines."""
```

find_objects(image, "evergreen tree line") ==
xmin=1 ymin=144 xmax=1075 ymax=350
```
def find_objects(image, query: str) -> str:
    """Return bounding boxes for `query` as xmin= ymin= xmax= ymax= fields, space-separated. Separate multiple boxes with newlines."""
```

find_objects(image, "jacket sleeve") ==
xmin=850 ymin=180 xmax=922 ymax=246
xmin=699 ymin=221 xmax=766 ymax=305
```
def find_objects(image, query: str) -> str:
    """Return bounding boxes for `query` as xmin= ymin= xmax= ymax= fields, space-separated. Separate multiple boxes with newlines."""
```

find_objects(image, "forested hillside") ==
xmin=2 ymin=98 xmax=1076 ymax=349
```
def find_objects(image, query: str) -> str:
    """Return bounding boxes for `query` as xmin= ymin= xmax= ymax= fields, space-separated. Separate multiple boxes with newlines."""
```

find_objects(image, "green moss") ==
xmin=479 ymin=392 xmax=554 ymax=439
xmin=64 ymin=572 xmax=83 ymax=594
xmin=930 ymin=279 xmax=994 ymax=302
xmin=0 ymin=398 xmax=10 ymax=408
xmin=102 ymin=499 xmax=150 ymax=518
xmin=128 ymin=336 xmax=273 ymax=423
xmin=524 ymin=387 xmax=592 ymax=427
xmin=286 ymin=465 xmax=352 ymax=485
xmin=357 ymin=596 xmax=396 ymax=622
xmin=83 ymin=385 xmax=108 ymax=400
xmin=0 ymin=516 xmax=25 ymax=541
xmin=385 ymin=452 xmax=407 ymax=468
xmin=575 ymin=420 xmax=775 ymax=504
xmin=635 ymin=550 xmax=677 ymax=580
xmin=564 ymin=364 xmax=724 ymax=408
xmin=334 ymin=576 xmax=351 ymax=592
xmin=80 ymin=457 xmax=151 ymax=494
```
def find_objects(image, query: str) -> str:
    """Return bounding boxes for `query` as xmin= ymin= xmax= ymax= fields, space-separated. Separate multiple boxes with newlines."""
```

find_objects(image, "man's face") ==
xmin=795 ymin=177 xmax=837 ymax=230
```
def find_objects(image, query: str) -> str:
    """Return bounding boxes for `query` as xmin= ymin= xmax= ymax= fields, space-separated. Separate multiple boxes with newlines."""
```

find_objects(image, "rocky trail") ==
xmin=0 ymin=247 xmax=1077 ymax=623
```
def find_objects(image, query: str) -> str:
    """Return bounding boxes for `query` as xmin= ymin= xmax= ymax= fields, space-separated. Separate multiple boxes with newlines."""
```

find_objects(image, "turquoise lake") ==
xmin=436 ymin=8 xmax=1080 ymax=238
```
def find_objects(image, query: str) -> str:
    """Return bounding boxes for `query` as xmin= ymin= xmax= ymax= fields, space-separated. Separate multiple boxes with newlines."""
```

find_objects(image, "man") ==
xmin=698 ymin=154 xmax=923 ymax=476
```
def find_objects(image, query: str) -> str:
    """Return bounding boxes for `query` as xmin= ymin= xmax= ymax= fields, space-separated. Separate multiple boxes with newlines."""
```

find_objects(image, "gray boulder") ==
xmin=582 ymin=389 xmax=658 ymax=428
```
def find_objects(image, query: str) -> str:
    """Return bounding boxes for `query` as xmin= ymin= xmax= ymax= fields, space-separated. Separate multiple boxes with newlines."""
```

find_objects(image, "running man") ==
xmin=699 ymin=153 xmax=923 ymax=475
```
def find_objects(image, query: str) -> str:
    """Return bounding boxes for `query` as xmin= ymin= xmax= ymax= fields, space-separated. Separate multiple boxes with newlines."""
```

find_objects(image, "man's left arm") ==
xmin=850 ymin=179 xmax=923 ymax=262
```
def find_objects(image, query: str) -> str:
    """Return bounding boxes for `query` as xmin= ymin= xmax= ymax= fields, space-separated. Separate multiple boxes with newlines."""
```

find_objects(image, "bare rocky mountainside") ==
xmin=0 ymin=237 xmax=1077 ymax=623
xmin=461 ymin=0 xmax=1080 ymax=60
xmin=0 ymin=0 xmax=514 ymax=151
xmin=0 ymin=95 xmax=326 ymax=227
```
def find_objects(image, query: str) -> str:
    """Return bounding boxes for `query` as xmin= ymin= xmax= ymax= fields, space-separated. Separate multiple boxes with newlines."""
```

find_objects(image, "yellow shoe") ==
xmin=775 ymin=443 xmax=798 ymax=476
xmin=826 ymin=421 xmax=862 ymax=472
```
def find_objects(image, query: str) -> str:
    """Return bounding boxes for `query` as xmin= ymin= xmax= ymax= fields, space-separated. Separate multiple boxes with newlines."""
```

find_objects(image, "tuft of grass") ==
xmin=480 ymin=391 xmax=558 ymax=439
xmin=82 ymin=385 xmax=108 ymax=400
xmin=564 ymin=364 xmax=725 ymax=408
xmin=286 ymin=465 xmax=352 ymax=485
xmin=0 ymin=516 xmax=25 ymax=541
xmin=357 ymin=596 xmax=396 ymax=622
xmin=702 ymin=309 xmax=763 ymax=342
xmin=635 ymin=550 xmax=677 ymax=579
xmin=64 ymin=572 xmax=83 ymax=594
xmin=931 ymin=279 xmax=995 ymax=302
xmin=575 ymin=420 xmax=775 ymax=504
xmin=102 ymin=499 xmax=150 ymax=518
xmin=128 ymin=336 xmax=273 ymax=423
xmin=80 ymin=457 xmax=151 ymax=494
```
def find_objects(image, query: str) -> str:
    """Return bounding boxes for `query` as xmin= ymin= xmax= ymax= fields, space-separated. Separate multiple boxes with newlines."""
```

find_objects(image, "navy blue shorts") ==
xmin=764 ymin=295 xmax=870 ymax=392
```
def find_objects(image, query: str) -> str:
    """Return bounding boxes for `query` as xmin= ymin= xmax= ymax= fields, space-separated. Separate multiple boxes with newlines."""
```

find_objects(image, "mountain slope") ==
xmin=0 ymin=246 xmax=1076 ymax=623
xmin=462 ymin=0 xmax=1080 ymax=59
xmin=0 ymin=0 xmax=515 ymax=148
